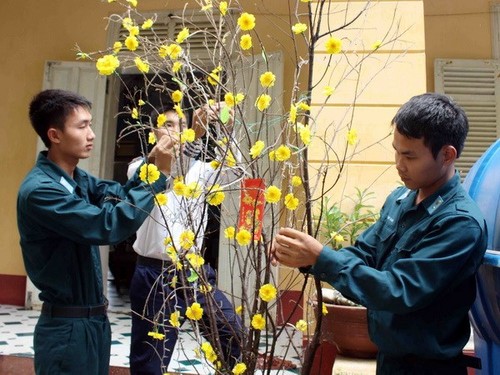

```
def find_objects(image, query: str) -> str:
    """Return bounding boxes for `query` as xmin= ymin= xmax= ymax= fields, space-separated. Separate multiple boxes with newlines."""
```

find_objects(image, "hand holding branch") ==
xmin=271 ymin=227 xmax=324 ymax=268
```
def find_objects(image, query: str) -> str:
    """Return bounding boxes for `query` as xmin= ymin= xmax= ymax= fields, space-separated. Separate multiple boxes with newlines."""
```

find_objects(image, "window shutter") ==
xmin=435 ymin=59 xmax=500 ymax=178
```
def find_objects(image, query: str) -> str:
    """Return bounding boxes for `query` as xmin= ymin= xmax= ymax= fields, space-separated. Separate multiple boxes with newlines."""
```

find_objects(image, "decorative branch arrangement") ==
xmin=78 ymin=0 xmax=407 ymax=373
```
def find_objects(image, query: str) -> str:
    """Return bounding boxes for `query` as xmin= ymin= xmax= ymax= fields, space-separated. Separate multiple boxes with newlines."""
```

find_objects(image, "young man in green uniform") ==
xmin=17 ymin=89 xmax=176 ymax=375
xmin=271 ymin=93 xmax=487 ymax=374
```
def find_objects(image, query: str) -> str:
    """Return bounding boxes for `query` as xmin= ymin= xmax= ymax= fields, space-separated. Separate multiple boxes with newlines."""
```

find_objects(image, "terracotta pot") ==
xmin=321 ymin=303 xmax=378 ymax=359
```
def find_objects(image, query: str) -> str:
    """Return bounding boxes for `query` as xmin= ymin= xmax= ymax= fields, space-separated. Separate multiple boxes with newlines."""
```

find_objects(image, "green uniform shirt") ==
xmin=17 ymin=151 xmax=167 ymax=306
xmin=313 ymin=172 xmax=487 ymax=358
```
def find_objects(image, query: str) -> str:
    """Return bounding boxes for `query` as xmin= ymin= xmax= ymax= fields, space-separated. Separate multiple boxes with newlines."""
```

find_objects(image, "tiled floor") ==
xmin=0 ymin=279 xmax=302 ymax=374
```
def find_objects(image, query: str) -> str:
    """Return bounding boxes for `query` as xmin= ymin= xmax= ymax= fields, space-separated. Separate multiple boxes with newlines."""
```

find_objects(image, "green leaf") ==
xmin=220 ymin=106 xmax=230 ymax=124
xmin=187 ymin=269 xmax=199 ymax=283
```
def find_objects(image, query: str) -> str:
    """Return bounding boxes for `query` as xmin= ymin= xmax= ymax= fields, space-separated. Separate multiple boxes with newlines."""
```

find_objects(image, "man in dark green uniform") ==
xmin=271 ymin=93 xmax=487 ymax=374
xmin=17 ymin=89 xmax=177 ymax=375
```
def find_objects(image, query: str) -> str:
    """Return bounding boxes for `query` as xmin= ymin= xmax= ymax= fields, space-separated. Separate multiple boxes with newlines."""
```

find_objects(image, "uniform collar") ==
xmin=37 ymin=151 xmax=78 ymax=194
xmin=396 ymin=172 xmax=461 ymax=215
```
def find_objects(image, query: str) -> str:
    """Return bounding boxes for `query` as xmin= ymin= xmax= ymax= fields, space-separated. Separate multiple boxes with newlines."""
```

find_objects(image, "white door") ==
xmin=26 ymin=61 xmax=107 ymax=309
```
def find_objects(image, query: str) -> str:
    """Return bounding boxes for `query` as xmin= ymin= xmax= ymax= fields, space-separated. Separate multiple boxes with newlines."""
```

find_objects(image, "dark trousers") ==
xmin=376 ymin=352 xmax=476 ymax=375
xmin=129 ymin=261 xmax=242 ymax=375
xmin=34 ymin=314 xmax=111 ymax=375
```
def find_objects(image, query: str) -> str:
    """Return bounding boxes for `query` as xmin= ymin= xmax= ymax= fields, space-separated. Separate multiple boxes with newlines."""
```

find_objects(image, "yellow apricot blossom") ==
xmin=157 ymin=113 xmax=167 ymax=127
xmin=127 ymin=0 xmax=137 ymax=7
xmin=256 ymin=94 xmax=271 ymax=111
xmin=148 ymin=131 xmax=156 ymax=145
xmin=250 ymin=140 xmax=265 ymax=159
xmin=323 ymin=86 xmax=334 ymax=96
xmin=96 ymin=54 xmax=120 ymax=76
xmin=292 ymin=23 xmax=307 ymax=34
xmin=372 ymin=40 xmax=382 ymax=50
xmin=147 ymin=331 xmax=165 ymax=340
xmin=112 ymin=41 xmax=122 ymax=54
xmin=259 ymin=283 xmax=277 ymax=302
xmin=171 ymin=89 xmax=183 ymax=103
xmin=125 ymin=35 xmax=139 ymax=51
xmin=284 ymin=193 xmax=299 ymax=210
xmin=186 ymin=302 xmax=204 ymax=321
xmin=240 ymin=34 xmax=252 ymax=50
xmin=174 ymin=104 xmax=184 ymax=119
xmin=208 ymin=66 xmax=222 ymax=86
xmin=155 ymin=192 xmax=167 ymax=206
xmin=251 ymin=313 xmax=265 ymax=330
xmin=206 ymin=184 xmax=225 ymax=206
xmin=325 ymin=36 xmax=342 ymax=54
xmin=299 ymin=126 xmax=312 ymax=145
xmin=237 ymin=12 xmax=256 ymax=31
xmin=142 ymin=19 xmax=153 ymax=29
xmin=186 ymin=253 xmax=205 ymax=269
xmin=169 ymin=311 xmax=181 ymax=328
xmin=184 ymin=181 xmax=202 ymax=198
xmin=259 ymin=71 xmax=276 ymax=88
xmin=219 ymin=1 xmax=228 ymax=16
xmin=176 ymin=27 xmax=190 ymax=44
xmin=235 ymin=228 xmax=252 ymax=246
xmin=291 ymin=175 xmax=302 ymax=187
xmin=201 ymin=342 xmax=217 ymax=363
xmin=274 ymin=145 xmax=291 ymax=162
xmin=134 ymin=57 xmax=149 ymax=73
xmin=172 ymin=61 xmax=183 ymax=73
xmin=264 ymin=185 xmax=282 ymax=204
xmin=232 ymin=363 xmax=247 ymax=375
xmin=295 ymin=319 xmax=308 ymax=332
xmin=224 ymin=226 xmax=236 ymax=239
xmin=347 ymin=128 xmax=358 ymax=145
xmin=139 ymin=163 xmax=160 ymax=184
xmin=179 ymin=230 xmax=195 ymax=249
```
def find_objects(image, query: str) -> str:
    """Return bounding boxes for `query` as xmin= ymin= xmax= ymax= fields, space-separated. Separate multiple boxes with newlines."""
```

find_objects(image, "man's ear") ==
xmin=442 ymin=145 xmax=457 ymax=166
xmin=47 ymin=128 xmax=62 ymax=145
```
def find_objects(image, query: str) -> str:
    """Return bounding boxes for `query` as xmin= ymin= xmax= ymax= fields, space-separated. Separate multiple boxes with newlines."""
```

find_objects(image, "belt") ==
xmin=136 ymin=254 xmax=169 ymax=268
xmin=41 ymin=302 xmax=107 ymax=318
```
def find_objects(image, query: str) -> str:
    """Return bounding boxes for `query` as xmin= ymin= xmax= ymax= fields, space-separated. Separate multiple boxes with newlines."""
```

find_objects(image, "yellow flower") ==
xmin=164 ymin=236 xmax=172 ymax=246
xmin=264 ymin=185 xmax=282 ymax=204
xmin=259 ymin=283 xmax=277 ymax=302
xmin=148 ymin=131 xmax=156 ymax=145
xmin=184 ymin=181 xmax=202 ymax=198
xmin=96 ymin=54 xmax=120 ymax=76
xmin=125 ymin=35 xmax=139 ymax=51
xmin=175 ymin=27 xmax=190 ymax=44
xmin=237 ymin=12 xmax=256 ymax=31
xmin=131 ymin=108 xmax=139 ymax=119
xmin=235 ymin=305 xmax=243 ymax=315
xmin=224 ymin=226 xmax=236 ymax=239
xmin=207 ymin=66 xmax=222 ymax=86
xmin=142 ymin=19 xmax=153 ymax=29
xmin=292 ymin=22 xmax=307 ymax=34
xmin=322 ymin=302 xmax=329 ymax=316
xmin=112 ymin=41 xmax=122 ymax=54
xmin=139 ymin=163 xmax=160 ymax=184
xmin=159 ymin=44 xmax=182 ymax=59
xmin=325 ymin=36 xmax=342 ymax=54
xmin=186 ymin=302 xmax=204 ymax=321
xmin=232 ymin=363 xmax=247 ymax=375
xmin=201 ymin=342 xmax=217 ymax=363
xmin=256 ymin=94 xmax=271 ymax=112
xmin=186 ymin=253 xmax=205 ymax=269
xmin=134 ymin=57 xmax=149 ymax=73
xmin=284 ymin=193 xmax=299 ymax=210
xmin=179 ymin=128 xmax=195 ymax=144
xmin=235 ymin=93 xmax=245 ymax=103
xmin=240 ymin=34 xmax=253 ymax=50
xmin=268 ymin=150 xmax=275 ymax=161
xmin=372 ymin=40 xmax=382 ymax=50
xmin=179 ymin=230 xmax=195 ymax=249
xmin=323 ymin=86 xmax=334 ymax=96
xmin=171 ymin=90 xmax=183 ymax=103
xmin=219 ymin=1 xmax=228 ymax=16
xmin=291 ymin=176 xmax=302 ymax=187
xmin=250 ymin=140 xmax=265 ymax=159
xmin=235 ymin=228 xmax=252 ymax=246
xmin=275 ymin=145 xmax=291 ymax=162
xmin=169 ymin=311 xmax=181 ymax=328
xmin=224 ymin=92 xmax=235 ymax=107
xmin=347 ymin=128 xmax=358 ymax=145
xmin=295 ymin=319 xmax=308 ymax=332
xmin=331 ymin=232 xmax=345 ymax=244
xmin=108 ymin=0 xmax=116 ymax=3
xmin=172 ymin=61 xmax=183 ymax=73
xmin=251 ymin=313 xmax=265 ymax=330
xmin=299 ymin=126 xmax=312 ymax=145
xmin=157 ymin=113 xmax=167 ymax=127
xmin=206 ymin=184 xmax=225 ymax=206
xmin=288 ymin=103 xmax=297 ymax=123
xmin=297 ymin=102 xmax=311 ymax=111
xmin=174 ymin=104 xmax=184 ymax=119
xmin=173 ymin=180 xmax=186 ymax=196
xmin=128 ymin=25 xmax=139 ymax=37
xmin=166 ymin=245 xmax=178 ymax=263
xmin=300 ymin=0 xmax=312 ymax=2
xmin=259 ymin=71 xmax=276 ymax=88
xmin=200 ymin=283 xmax=213 ymax=294
xmin=224 ymin=150 xmax=236 ymax=167
xmin=127 ymin=0 xmax=137 ymax=7
xmin=155 ymin=192 xmax=168 ymax=206
xmin=122 ymin=17 xmax=134 ymax=30
xmin=138 ymin=99 xmax=145 ymax=106
xmin=147 ymin=330 xmax=165 ymax=340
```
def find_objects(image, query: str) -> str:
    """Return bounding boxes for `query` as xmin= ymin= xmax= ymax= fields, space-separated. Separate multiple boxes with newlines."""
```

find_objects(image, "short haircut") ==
xmin=29 ymin=89 xmax=92 ymax=148
xmin=391 ymin=93 xmax=469 ymax=158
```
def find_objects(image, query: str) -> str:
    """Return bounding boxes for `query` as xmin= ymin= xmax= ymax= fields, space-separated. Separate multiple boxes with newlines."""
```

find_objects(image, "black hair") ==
xmin=29 ymin=89 xmax=92 ymax=148
xmin=391 ymin=93 xmax=468 ymax=158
